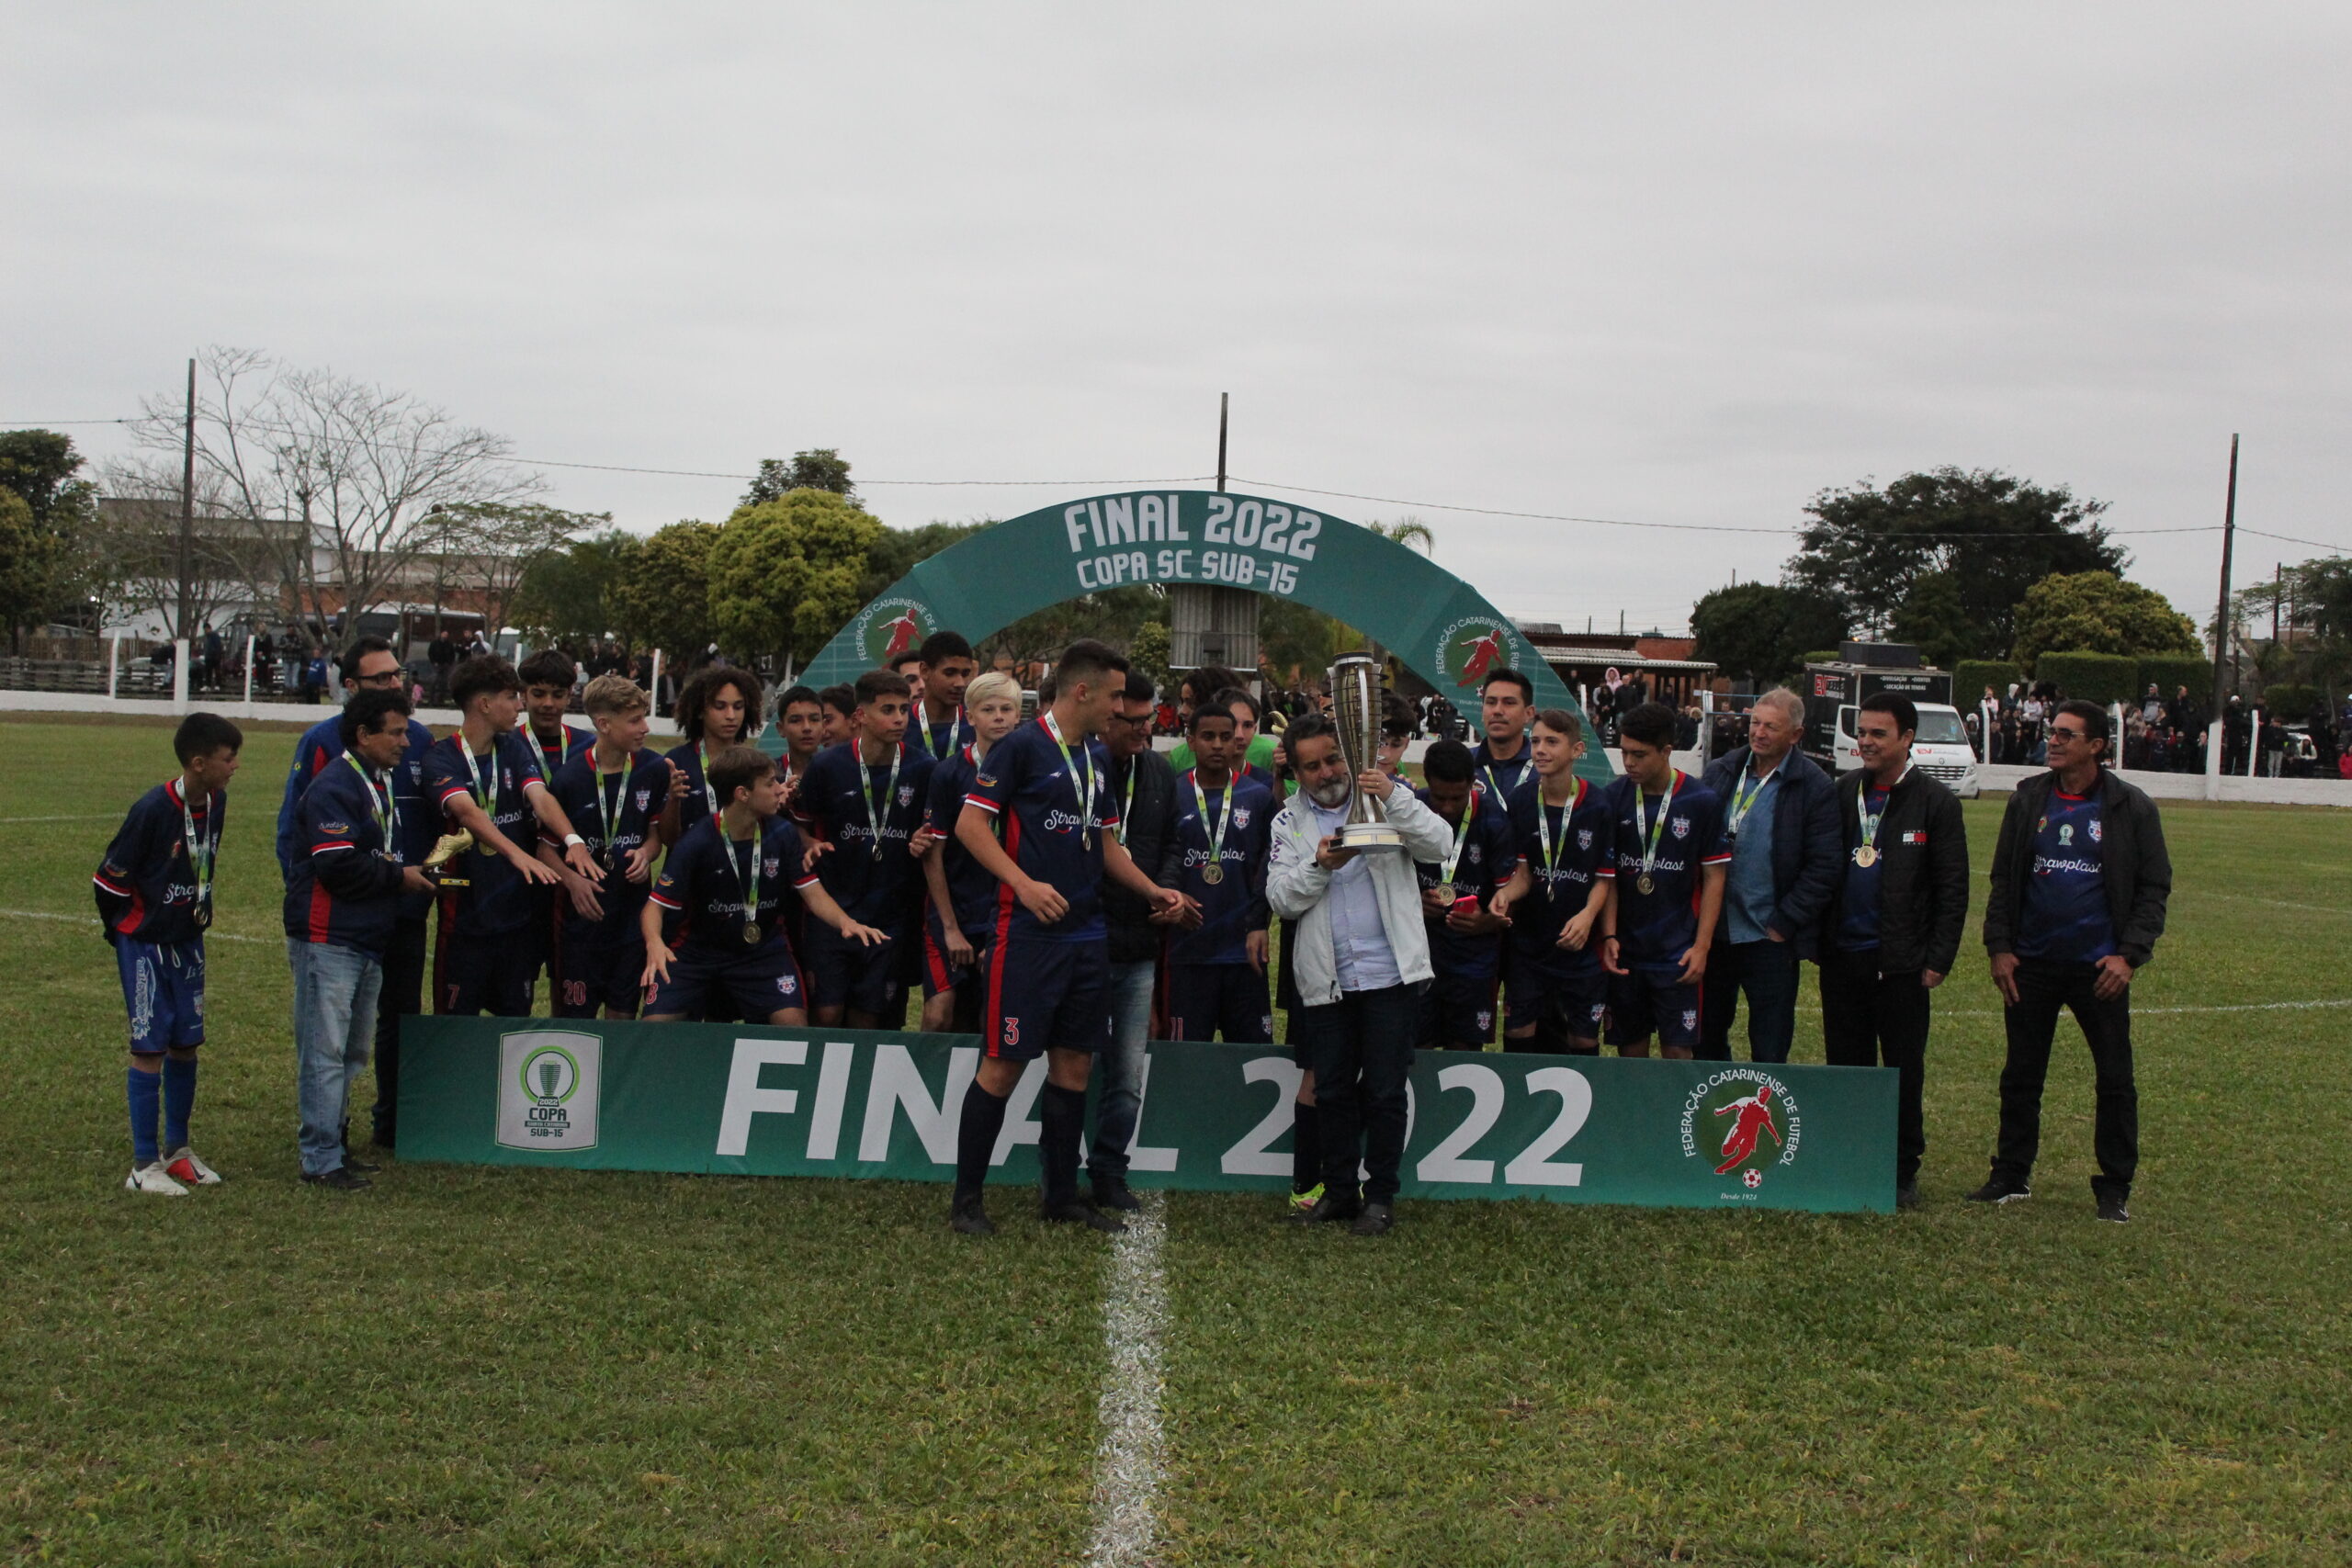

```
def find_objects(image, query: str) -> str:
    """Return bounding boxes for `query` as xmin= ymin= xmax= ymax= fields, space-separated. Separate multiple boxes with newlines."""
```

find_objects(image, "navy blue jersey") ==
xmin=424 ymin=729 xmax=548 ymax=937
xmin=545 ymin=746 xmax=673 ymax=942
xmin=277 ymin=712 xmax=436 ymax=917
xmin=1412 ymin=784 xmax=1520 ymax=979
xmin=1472 ymin=740 xmax=1538 ymax=809
xmin=523 ymin=723 xmax=593 ymax=789
xmin=282 ymin=756 xmax=408 ymax=953
xmin=1834 ymin=784 xmax=1890 ymax=952
xmin=1507 ymin=779 xmax=1614 ymax=970
xmin=966 ymin=716 xmax=1121 ymax=943
xmin=1599 ymin=771 xmax=1731 ymax=970
xmin=664 ymin=739 xmax=729 ymax=840
xmin=797 ymin=740 xmax=935 ymax=926
xmin=650 ymin=814 xmax=819 ymax=950
xmin=2017 ymin=790 xmax=2118 ymax=963
xmin=94 ymin=778 xmax=223 ymax=946
xmin=1167 ymin=770 xmax=1274 ymax=966
xmin=910 ymin=709 xmax=975 ymax=765
xmin=926 ymin=746 xmax=1000 ymax=937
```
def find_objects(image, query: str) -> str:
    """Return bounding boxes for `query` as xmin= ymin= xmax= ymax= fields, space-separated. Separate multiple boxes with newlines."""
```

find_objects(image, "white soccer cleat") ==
xmin=164 ymin=1147 xmax=223 ymax=1186
xmin=124 ymin=1161 xmax=189 ymax=1196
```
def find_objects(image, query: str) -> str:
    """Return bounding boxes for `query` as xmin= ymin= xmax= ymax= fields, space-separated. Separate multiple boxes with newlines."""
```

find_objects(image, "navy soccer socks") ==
xmin=954 ymin=1079 xmax=1010 ymax=1201
xmin=128 ymin=1065 xmax=162 ymax=1166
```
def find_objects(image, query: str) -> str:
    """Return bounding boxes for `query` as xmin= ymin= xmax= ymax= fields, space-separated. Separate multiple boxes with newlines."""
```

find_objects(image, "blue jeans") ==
xmin=1090 ymin=958 xmax=1156 ymax=1181
xmin=289 ymin=940 xmax=383 ymax=1177
xmin=1698 ymin=938 xmax=1800 ymax=1064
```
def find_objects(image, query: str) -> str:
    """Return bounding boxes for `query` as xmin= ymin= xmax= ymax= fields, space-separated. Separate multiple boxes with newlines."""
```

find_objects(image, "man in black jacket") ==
xmin=1973 ymin=699 xmax=2170 ymax=1223
xmin=1697 ymin=688 xmax=1841 ymax=1064
xmin=1093 ymin=671 xmax=1185 ymax=1212
xmin=1819 ymin=693 xmax=1969 ymax=1210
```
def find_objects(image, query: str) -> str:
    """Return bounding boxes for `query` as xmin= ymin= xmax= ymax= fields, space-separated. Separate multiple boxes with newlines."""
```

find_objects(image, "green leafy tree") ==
xmin=2011 ymin=570 xmax=2200 ymax=667
xmin=608 ymin=521 xmax=718 ymax=658
xmin=743 ymin=449 xmax=857 ymax=508
xmin=512 ymin=528 xmax=642 ymax=646
xmin=860 ymin=519 xmax=989 ymax=603
xmin=707 ymin=489 xmax=883 ymax=665
xmin=1787 ymin=468 xmax=2123 ymax=656
xmin=1127 ymin=620 xmax=1172 ymax=691
xmin=1689 ymin=582 xmax=1847 ymax=685
xmin=1259 ymin=596 xmax=1360 ymax=685
xmin=0 ymin=430 xmax=98 ymax=642
xmin=0 ymin=490 xmax=65 ymax=645
xmin=1889 ymin=570 xmax=1981 ymax=670
xmin=983 ymin=587 xmax=1167 ymax=671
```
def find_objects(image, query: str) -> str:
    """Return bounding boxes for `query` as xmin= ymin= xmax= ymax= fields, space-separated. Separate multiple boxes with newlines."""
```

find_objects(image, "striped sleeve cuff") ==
xmin=648 ymin=890 xmax=683 ymax=910
xmin=963 ymin=794 xmax=1001 ymax=816
xmin=93 ymin=873 xmax=130 ymax=895
xmin=311 ymin=841 xmax=356 ymax=855
xmin=791 ymin=873 xmax=821 ymax=889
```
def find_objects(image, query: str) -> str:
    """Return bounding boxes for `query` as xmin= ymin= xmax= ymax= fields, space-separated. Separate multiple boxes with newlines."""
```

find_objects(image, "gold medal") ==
xmin=1203 ymin=863 xmax=1224 ymax=886
xmin=195 ymin=902 xmax=212 ymax=930
xmin=1431 ymin=882 xmax=1455 ymax=902
xmin=1635 ymin=873 xmax=1656 ymax=896
xmin=743 ymin=920 xmax=762 ymax=945
xmin=1853 ymin=845 xmax=1878 ymax=868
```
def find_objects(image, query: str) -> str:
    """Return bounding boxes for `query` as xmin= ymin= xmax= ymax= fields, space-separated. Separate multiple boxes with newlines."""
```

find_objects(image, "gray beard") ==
xmin=1306 ymin=778 xmax=1351 ymax=809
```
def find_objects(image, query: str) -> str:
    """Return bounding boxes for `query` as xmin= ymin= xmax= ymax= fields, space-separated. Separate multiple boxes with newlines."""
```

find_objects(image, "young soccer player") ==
xmin=1217 ymin=687 xmax=1282 ymax=788
xmin=774 ymin=683 xmax=827 ymax=801
xmin=950 ymin=638 xmax=1184 ymax=1235
xmin=1473 ymin=666 xmax=1538 ymax=807
xmin=817 ymin=683 xmax=857 ymax=748
xmin=424 ymin=656 xmax=594 ymax=1015
xmin=889 ymin=650 xmax=926 ymax=711
xmin=542 ymin=674 xmax=673 ymax=1019
xmin=97 ymin=711 xmax=242 ymax=1194
xmin=911 ymin=631 xmax=978 ymax=762
xmin=1163 ymin=701 xmax=1275 ymax=1043
xmin=640 ymin=747 xmax=887 ymax=1023
xmin=1597 ymin=702 xmax=1730 ymax=1058
xmin=661 ymin=663 xmax=764 ymax=845
xmin=1411 ymin=739 xmax=1519 ymax=1050
xmin=517 ymin=649 xmax=590 ymax=782
xmin=1491 ymin=709 xmax=1614 ymax=1053
xmin=285 ymin=690 xmax=436 ymax=1189
xmin=918 ymin=671 xmax=1022 ymax=1032
xmin=797 ymin=669 xmax=935 ymax=1028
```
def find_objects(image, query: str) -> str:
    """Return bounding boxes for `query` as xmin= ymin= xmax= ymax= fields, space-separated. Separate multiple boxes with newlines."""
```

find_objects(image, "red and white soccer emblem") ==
xmin=1743 ymin=1168 xmax=1763 ymax=1189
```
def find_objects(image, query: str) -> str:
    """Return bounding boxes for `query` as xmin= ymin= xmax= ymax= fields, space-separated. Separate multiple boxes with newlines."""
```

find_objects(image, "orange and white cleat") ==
xmin=164 ymin=1147 xmax=224 ymax=1186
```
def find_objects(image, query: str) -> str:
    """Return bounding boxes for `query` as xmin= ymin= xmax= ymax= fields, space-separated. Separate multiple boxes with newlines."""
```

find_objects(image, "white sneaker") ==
xmin=125 ymin=1161 xmax=189 ymax=1196
xmin=164 ymin=1146 xmax=223 ymax=1186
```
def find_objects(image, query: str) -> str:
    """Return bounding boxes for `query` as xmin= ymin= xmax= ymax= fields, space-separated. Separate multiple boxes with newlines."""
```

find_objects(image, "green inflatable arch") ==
xmin=796 ymin=488 xmax=1609 ymax=782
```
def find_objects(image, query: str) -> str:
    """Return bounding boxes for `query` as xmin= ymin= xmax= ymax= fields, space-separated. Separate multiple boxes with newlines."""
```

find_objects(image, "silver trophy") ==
xmin=1328 ymin=653 xmax=1404 ymax=848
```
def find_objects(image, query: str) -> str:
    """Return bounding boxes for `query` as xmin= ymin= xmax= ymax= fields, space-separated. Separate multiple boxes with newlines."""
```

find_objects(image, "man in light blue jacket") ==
xmin=1267 ymin=715 xmax=1455 ymax=1235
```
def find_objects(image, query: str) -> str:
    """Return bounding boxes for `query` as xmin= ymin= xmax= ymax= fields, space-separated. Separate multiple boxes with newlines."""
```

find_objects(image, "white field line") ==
xmin=1 ymin=908 xmax=266 ymax=944
xmin=0 ymin=814 xmax=119 ymax=823
xmin=1942 ymin=997 xmax=2352 ymax=1019
xmin=2182 ymin=889 xmax=2352 ymax=918
xmin=1085 ymin=1190 xmax=1169 ymax=1568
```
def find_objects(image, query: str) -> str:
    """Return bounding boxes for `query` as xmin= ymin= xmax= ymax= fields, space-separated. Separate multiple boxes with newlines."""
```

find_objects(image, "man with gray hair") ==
xmin=1696 ymin=687 xmax=1840 ymax=1064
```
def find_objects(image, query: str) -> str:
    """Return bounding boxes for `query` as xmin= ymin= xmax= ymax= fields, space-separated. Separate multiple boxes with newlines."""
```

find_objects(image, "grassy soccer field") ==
xmin=2 ymin=716 xmax=2347 ymax=1565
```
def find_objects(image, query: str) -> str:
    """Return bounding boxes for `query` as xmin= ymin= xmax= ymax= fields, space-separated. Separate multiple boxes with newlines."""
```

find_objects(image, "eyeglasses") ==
xmin=2048 ymin=727 xmax=2090 ymax=743
xmin=1105 ymin=710 xmax=1149 ymax=728
xmin=354 ymin=669 xmax=404 ymax=688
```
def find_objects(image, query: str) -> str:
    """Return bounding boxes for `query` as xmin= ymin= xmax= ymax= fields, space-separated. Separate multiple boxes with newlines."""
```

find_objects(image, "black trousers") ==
xmin=369 ymin=916 xmax=428 ymax=1144
xmin=1994 ymin=958 xmax=2137 ymax=1197
xmin=1295 ymin=984 xmax=1417 ymax=1205
xmin=1697 ymin=938 xmax=1800 ymax=1064
xmin=1818 ymin=948 xmax=1928 ymax=1186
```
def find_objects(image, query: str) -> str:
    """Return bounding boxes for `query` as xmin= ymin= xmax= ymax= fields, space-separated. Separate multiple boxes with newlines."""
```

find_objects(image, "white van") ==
xmin=1829 ymin=701 xmax=1980 ymax=798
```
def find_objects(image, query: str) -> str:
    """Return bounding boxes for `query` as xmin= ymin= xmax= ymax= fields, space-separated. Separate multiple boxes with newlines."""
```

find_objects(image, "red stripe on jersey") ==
xmin=435 ymin=784 xmax=472 ymax=806
xmin=983 ymin=812 xmax=1023 ymax=1057
xmin=790 ymin=874 xmax=820 ymax=889
xmin=308 ymin=882 xmax=334 ymax=943
xmin=93 ymin=874 xmax=130 ymax=895
xmin=115 ymin=889 xmax=146 ymax=934
xmin=963 ymin=794 xmax=1001 ymax=815
xmin=648 ymin=891 xmax=683 ymax=910
xmin=311 ymin=841 xmax=355 ymax=854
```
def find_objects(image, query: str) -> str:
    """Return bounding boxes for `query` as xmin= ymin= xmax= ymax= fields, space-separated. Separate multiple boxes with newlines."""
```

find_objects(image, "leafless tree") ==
xmin=128 ymin=346 xmax=541 ymax=653
xmin=427 ymin=502 xmax=606 ymax=646
xmin=87 ymin=459 xmax=278 ymax=642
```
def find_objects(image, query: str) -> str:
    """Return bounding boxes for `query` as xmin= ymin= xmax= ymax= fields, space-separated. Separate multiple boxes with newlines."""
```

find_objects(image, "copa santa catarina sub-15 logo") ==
xmin=1679 ymin=1067 xmax=1803 ymax=1198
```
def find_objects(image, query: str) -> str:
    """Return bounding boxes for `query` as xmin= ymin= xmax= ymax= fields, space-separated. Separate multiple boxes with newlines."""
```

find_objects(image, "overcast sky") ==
xmin=8 ymin=3 xmax=2347 ymax=635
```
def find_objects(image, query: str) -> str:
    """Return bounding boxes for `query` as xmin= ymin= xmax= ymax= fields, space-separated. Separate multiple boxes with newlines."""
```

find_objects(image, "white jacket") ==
xmin=1267 ymin=785 xmax=1456 ymax=1008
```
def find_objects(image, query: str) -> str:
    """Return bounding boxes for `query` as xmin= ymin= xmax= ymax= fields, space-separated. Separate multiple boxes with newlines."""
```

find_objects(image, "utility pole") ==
xmin=177 ymin=357 xmax=196 ymax=642
xmin=2272 ymin=561 xmax=2282 ymax=644
xmin=2209 ymin=434 xmax=2238 ymax=721
xmin=1216 ymin=391 xmax=1228 ymax=493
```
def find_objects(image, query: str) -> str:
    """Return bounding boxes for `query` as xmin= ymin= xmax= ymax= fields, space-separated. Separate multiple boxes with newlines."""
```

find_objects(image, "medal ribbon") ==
xmin=1440 ymin=786 xmax=1477 ymax=884
xmin=858 ymin=742 xmax=903 ymax=861
xmin=343 ymin=753 xmax=396 ymax=853
xmin=1634 ymin=771 xmax=1680 ymax=883
xmin=1042 ymin=712 xmax=1097 ymax=850
xmin=1189 ymin=770 xmax=1231 ymax=879
xmin=1857 ymin=763 xmax=1912 ymax=853
xmin=727 ymin=829 xmax=763 ymax=931
xmin=1116 ymin=760 xmax=1137 ymax=847
xmin=1727 ymin=760 xmax=1776 ymax=836
xmin=461 ymin=739 xmax=501 ymax=821
xmin=699 ymin=740 xmax=723 ymax=818
xmin=589 ymin=751 xmax=629 ymax=863
xmin=178 ymin=779 xmax=219 ymax=908
xmin=1536 ymin=777 xmax=1585 ymax=879
xmin=532 ymin=727 xmax=577 ymax=785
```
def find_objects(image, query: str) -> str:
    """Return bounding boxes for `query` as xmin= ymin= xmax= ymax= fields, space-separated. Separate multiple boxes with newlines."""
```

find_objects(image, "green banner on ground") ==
xmin=399 ymin=1020 xmax=1896 ymax=1213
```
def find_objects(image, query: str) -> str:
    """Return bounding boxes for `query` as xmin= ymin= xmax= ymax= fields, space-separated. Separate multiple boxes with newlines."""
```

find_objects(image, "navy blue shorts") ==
xmin=1419 ymin=966 xmax=1500 ymax=1049
xmin=436 ymin=923 xmax=537 ymax=1018
xmin=1165 ymin=962 xmax=1273 ymax=1044
xmin=804 ymin=924 xmax=905 ymax=1017
xmin=1606 ymin=966 xmax=1702 ymax=1050
xmin=1507 ymin=950 xmax=1608 ymax=1042
xmin=551 ymin=928 xmax=645 ymax=1019
xmin=920 ymin=907 xmax=985 ymax=1001
xmin=982 ymin=934 xmax=1109 ymax=1061
xmin=116 ymin=937 xmax=205 ymax=1053
xmin=647 ymin=937 xmax=806 ymax=1021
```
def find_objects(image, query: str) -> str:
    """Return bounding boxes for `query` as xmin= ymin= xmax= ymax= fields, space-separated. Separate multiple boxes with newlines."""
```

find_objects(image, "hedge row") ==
xmin=1953 ymin=660 xmax=2023 ymax=702
xmin=2034 ymin=651 xmax=2142 ymax=705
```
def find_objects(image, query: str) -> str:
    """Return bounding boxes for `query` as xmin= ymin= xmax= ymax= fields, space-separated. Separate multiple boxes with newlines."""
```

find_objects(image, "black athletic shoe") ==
xmin=2095 ymin=1191 xmax=2132 ymax=1224
xmin=1041 ymin=1199 xmax=1126 ymax=1233
xmin=950 ymin=1193 xmax=995 ymax=1236
xmin=341 ymin=1156 xmax=384 ymax=1175
xmin=1286 ymin=1193 xmax=1361 ymax=1227
xmin=1895 ymin=1183 xmax=1922 ymax=1211
xmin=1349 ymin=1202 xmax=1395 ymax=1236
xmin=1965 ymin=1174 xmax=2033 ymax=1204
xmin=1088 ymin=1177 xmax=1142 ymax=1213
xmin=300 ymin=1168 xmax=371 ymax=1191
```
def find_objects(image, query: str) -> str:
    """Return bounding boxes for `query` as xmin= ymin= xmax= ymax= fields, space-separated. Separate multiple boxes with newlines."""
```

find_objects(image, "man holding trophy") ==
xmin=1266 ymin=656 xmax=1454 ymax=1235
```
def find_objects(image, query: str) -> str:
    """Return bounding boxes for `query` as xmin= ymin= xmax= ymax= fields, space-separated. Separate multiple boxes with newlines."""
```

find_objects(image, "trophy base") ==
xmin=1340 ymin=821 xmax=1406 ymax=849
